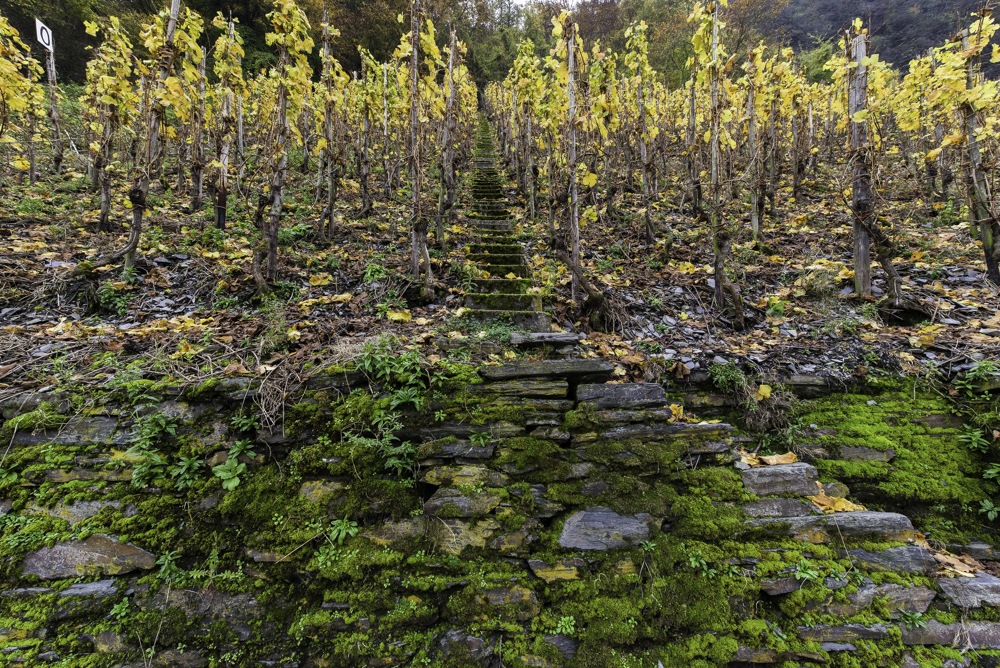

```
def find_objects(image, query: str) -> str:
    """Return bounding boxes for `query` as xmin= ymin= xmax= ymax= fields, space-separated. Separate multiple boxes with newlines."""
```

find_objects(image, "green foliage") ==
xmin=127 ymin=411 xmax=179 ymax=488
xmin=213 ymin=457 xmax=247 ymax=491
xmin=329 ymin=518 xmax=360 ymax=544
xmin=708 ymin=361 xmax=749 ymax=394
xmin=959 ymin=425 xmax=990 ymax=453
xmin=168 ymin=454 xmax=203 ymax=489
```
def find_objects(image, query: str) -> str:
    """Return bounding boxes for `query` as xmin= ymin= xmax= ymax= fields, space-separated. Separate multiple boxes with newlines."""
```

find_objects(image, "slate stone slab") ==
xmin=481 ymin=360 xmax=613 ymax=382
xmin=13 ymin=417 xmax=118 ymax=446
xmin=760 ymin=576 xmax=801 ymax=595
xmin=902 ymin=620 xmax=1000 ymax=648
xmin=421 ymin=466 xmax=509 ymax=488
xmin=25 ymin=500 xmax=123 ymax=526
xmin=543 ymin=634 xmax=578 ymax=659
xmin=806 ymin=584 xmax=935 ymax=617
xmin=558 ymin=506 xmax=650 ymax=550
xmin=468 ymin=379 xmax=568 ymax=399
xmin=938 ymin=573 xmax=1000 ymax=608
xmin=59 ymin=580 xmax=119 ymax=598
xmin=425 ymin=488 xmax=501 ymax=517
xmin=595 ymin=422 xmax=733 ymax=443
xmin=820 ymin=643 xmax=857 ymax=652
xmin=576 ymin=383 xmax=666 ymax=409
xmin=740 ymin=463 xmax=818 ymax=496
xmin=797 ymin=624 xmax=892 ymax=642
xmin=838 ymin=545 xmax=936 ymax=573
xmin=22 ymin=534 xmax=155 ymax=580
xmin=749 ymin=511 xmax=917 ymax=544
xmin=742 ymin=498 xmax=818 ymax=518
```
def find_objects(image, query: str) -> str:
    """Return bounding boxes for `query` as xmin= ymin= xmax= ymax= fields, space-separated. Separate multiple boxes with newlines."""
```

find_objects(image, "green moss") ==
xmin=0 ymin=401 xmax=65 ymax=440
xmin=181 ymin=378 xmax=222 ymax=402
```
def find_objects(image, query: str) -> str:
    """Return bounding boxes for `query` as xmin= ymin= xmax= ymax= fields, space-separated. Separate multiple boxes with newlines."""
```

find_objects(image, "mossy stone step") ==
xmin=471 ymin=278 xmax=531 ymax=294
xmin=482 ymin=264 xmax=530 ymax=278
xmin=468 ymin=253 xmax=524 ymax=266
xmin=463 ymin=293 xmax=541 ymax=311
xmin=467 ymin=215 xmax=512 ymax=225
xmin=460 ymin=309 xmax=551 ymax=333
xmin=470 ymin=244 xmax=521 ymax=255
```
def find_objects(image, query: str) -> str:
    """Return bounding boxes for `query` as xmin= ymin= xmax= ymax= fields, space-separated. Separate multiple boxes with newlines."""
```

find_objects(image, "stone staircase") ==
xmin=460 ymin=117 xmax=550 ymax=333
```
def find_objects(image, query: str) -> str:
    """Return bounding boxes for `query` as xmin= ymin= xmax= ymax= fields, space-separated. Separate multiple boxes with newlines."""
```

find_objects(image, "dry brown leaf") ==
xmin=760 ymin=452 xmax=798 ymax=466
xmin=738 ymin=448 xmax=763 ymax=468
xmin=670 ymin=361 xmax=691 ymax=380
xmin=807 ymin=482 xmax=866 ymax=514
xmin=933 ymin=551 xmax=982 ymax=578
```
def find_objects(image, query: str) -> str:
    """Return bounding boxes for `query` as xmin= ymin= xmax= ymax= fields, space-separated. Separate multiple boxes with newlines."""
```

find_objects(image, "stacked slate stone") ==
xmin=462 ymin=116 xmax=550 ymax=333
xmin=0 ymin=361 xmax=999 ymax=666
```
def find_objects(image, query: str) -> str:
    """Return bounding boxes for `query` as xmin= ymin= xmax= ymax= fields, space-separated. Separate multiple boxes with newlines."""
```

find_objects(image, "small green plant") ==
xmin=330 ymin=518 xmax=360 ymax=545
xmin=640 ymin=540 xmax=656 ymax=553
xmin=109 ymin=599 xmax=130 ymax=622
xmin=708 ymin=362 xmax=748 ymax=394
xmin=155 ymin=550 xmax=184 ymax=583
xmin=363 ymin=261 xmax=389 ymax=283
xmin=980 ymin=499 xmax=999 ymax=522
xmin=682 ymin=544 xmax=717 ymax=578
xmin=212 ymin=458 xmax=247 ymax=491
xmin=0 ymin=467 xmax=18 ymax=486
xmin=960 ymin=425 xmax=990 ymax=454
xmin=898 ymin=610 xmax=927 ymax=630
xmin=231 ymin=413 xmax=260 ymax=432
xmin=469 ymin=431 xmax=491 ymax=447
xmin=794 ymin=559 xmax=822 ymax=585
xmin=434 ymin=410 xmax=447 ymax=423
xmin=765 ymin=298 xmax=789 ymax=319
xmin=555 ymin=615 xmax=576 ymax=636
xmin=230 ymin=439 xmax=257 ymax=459
xmin=168 ymin=455 xmax=203 ymax=490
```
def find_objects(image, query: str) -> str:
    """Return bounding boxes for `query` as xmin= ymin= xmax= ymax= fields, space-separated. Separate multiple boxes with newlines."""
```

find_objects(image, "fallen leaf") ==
xmin=669 ymin=361 xmax=691 ymax=380
xmin=668 ymin=404 xmax=684 ymax=423
xmin=754 ymin=384 xmax=772 ymax=401
xmin=222 ymin=363 xmax=250 ymax=375
xmin=309 ymin=273 xmax=333 ymax=286
xmin=760 ymin=452 xmax=797 ymax=466
xmin=738 ymin=448 xmax=762 ymax=468
xmin=807 ymin=482 xmax=866 ymax=514
xmin=387 ymin=310 xmax=412 ymax=323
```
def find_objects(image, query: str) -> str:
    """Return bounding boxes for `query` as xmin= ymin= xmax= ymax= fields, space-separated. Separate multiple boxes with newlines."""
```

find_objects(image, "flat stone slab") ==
xmin=798 ymin=624 xmax=892 ymax=642
xmin=576 ymin=383 xmax=666 ymax=409
xmin=838 ymin=546 xmax=936 ymax=573
xmin=749 ymin=511 xmax=917 ymax=544
xmin=589 ymin=422 xmax=733 ymax=443
xmin=806 ymin=584 xmax=935 ymax=617
xmin=510 ymin=333 xmax=582 ymax=346
xmin=59 ymin=579 xmax=119 ymax=598
xmin=741 ymin=463 xmax=818 ymax=496
xmin=13 ymin=417 xmax=118 ymax=446
xmin=528 ymin=558 xmax=585 ymax=583
xmin=25 ymin=500 xmax=123 ymax=526
xmin=481 ymin=360 xmax=614 ymax=382
xmin=558 ymin=506 xmax=651 ymax=551
xmin=425 ymin=488 xmax=501 ymax=517
xmin=431 ymin=518 xmax=500 ymax=555
xmin=22 ymin=534 xmax=155 ymax=580
xmin=742 ymin=498 xmax=818 ymax=518
xmin=938 ymin=573 xmax=1000 ymax=608
xmin=469 ymin=379 xmax=568 ymax=399
xmin=760 ymin=576 xmax=801 ymax=595
xmin=421 ymin=465 xmax=509 ymax=488
xmin=902 ymin=620 xmax=1000 ymax=648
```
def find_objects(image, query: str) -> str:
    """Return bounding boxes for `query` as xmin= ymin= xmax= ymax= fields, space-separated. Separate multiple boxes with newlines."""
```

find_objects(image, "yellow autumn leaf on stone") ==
xmin=506 ymin=273 xmax=518 ymax=279
xmin=309 ymin=273 xmax=333 ymax=286
xmin=738 ymin=448 xmax=762 ymax=468
xmin=760 ymin=452 xmax=797 ymax=466
xmin=754 ymin=384 xmax=772 ymax=401
xmin=668 ymin=404 xmax=684 ymax=423
xmin=414 ymin=317 xmax=431 ymax=325
xmin=387 ymin=310 xmax=412 ymax=323
xmin=808 ymin=482 xmax=866 ymax=514
xmin=332 ymin=293 xmax=352 ymax=302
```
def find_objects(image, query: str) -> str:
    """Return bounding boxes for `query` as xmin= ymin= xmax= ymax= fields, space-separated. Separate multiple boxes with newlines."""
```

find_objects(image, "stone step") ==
xmin=482 ymin=264 xmax=530 ymax=278
xmin=459 ymin=309 xmax=551 ymax=333
xmin=468 ymin=253 xmax=525 ymax=266
xmin=740 ymin=463 xmax=819 ymax=496
xmin=463 ymin=293 xmax=541 ymax=311
xmin=510 ymin=332 xmax=582 ymax=346
xmin=470 ymin=243 xmax=521 ymax=255
xmin=747 ymin=511 xmax=919 ymax=544
xmin=471 ymin=278 xmax=531 ymax=294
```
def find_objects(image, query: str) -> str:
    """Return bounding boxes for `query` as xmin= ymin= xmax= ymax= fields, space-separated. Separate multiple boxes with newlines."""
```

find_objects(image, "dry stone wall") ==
xmin=0 ymin=359 xmax=998 ymax=668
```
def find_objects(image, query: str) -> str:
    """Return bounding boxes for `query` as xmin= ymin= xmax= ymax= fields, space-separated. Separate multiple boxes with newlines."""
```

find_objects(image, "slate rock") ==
xmin=742 ymin=498 xmax=818 ymax=518
xmin=481 ymin=359 xmax=613 ymax=382
xmin=25 ymin=500 xmax=122 ymax=526
xmin=431 ymin=518 xmax=500 ymax=555
xmin=838 ymin=545 xmax=936 ymax=573
xmin=469 ymin=379 xmax=568 ymax=398
xmin=558 ymin=506 xmax=651 ymax=550
xmin=820 ymin=643 xmax=857 ymax=652
xmin=418 ymin=439 xmax=494 ymax=459
xmin=425 ymin=488 xmax=501 ymax=517
xmin=595 ymin=422 xmax=733 ymax=444
xmin=945 ymin=541 xmax=1000 ymax=562
xmin=748 ymin=511 xmax=917 ymax=543
xmin=136 ymin=586 xmax=261 ymax=642
xmin=806 ymin=584 xmax=935 ymax=616
xmin=797 ymin=624 xmax=892 ymax=642
xmin=741 ymin=463 xmax=818 ymax=496
xmin=543 ymin=634 xmax=578 ymax=659
xmin=421 ymin=465 xmax=509 ymax=488
xmin=576 ymin=383 xmax=666 ymax=409
xmin=13 ymin=417 xmax=118 ymax=446
xmin=298 ymin=479 xmax=346 ymax=503
xmin=59 ymin=580 xmax=119 ymax=598
xmin=731 ymin=647 xmax=778 ymax=663
xmin=902 ymin=620 xmax=1000 ymax=648
xmin=477 ymin=585 xmax=540 ymax=620
xmin=437 ymin=629 xmax=493 ymax=662
xmin=364 ymin=518 xmax=428 ymax=546
xmin=760 ymin=576 xmax=801 ymax=595
xmin=938 ymin=573 xmax=1000 ymax=608
xmin=22 ymin=534 xmax=155 ymax=580
xmin=528 ymin=558 xmax=585 ymax=583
